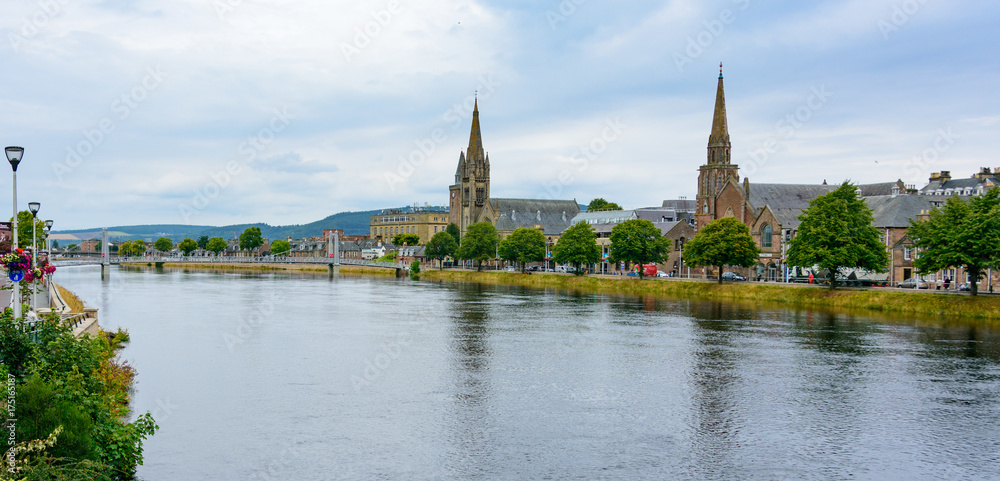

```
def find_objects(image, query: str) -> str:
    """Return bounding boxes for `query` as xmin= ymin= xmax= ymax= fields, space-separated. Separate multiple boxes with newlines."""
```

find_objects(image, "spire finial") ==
xmin=719 ymin=62 xmax=723 ymax=79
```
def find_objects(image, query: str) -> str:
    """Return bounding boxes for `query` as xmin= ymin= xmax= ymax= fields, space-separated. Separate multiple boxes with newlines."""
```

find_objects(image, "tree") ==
xmin=498 ymin=227 xmax=546 ymax=272
xmin=178 ymin=238 xmax=198 ymax=256
xmin=684 ymin=217 xmax=760 ymax=284
xmin=131 ymin=240 xmax=147 ymax=256
xmin=787 ymin=181 xmax=889 ymax=289
xmin=197 ymin=235 xmax=210 ymax=250
xmin=446 ymin=223 xmax=461 ymax=244
xmin=908 ymin=188 xmax=1000 ymax=296
xmin=608 ymin=219 xmax=669 ymax=279
xmin=392 ymin=233 xmax=421 ymax=246
xmin=117 ymin=242 xmax=130 ymax=256
xmin=456 ymin=221 xmax=499 ymax=271
xmin=239 ymin=227 xmax=263 ymax=253
xmin=206 ymin=237 xmax=228 ymax=255
xmin=153 ymin=237 xmax=173 ymax=253
xmin=51 ymin=240 xmax=59 ymax=249
xmin=10 ymin=211 xmax=46 ymax=249
xmin=425 ymin=231 xmax=458 ymax=269
xmin=270 ymin=239 xmax=291 ymax=256
xmin=68 ymin=244 xmax=79 ymax=251
xmin=552 ymin=221 xmax=601 ymax=275
xmin=587 ymin=198 xmax=623 ymax=212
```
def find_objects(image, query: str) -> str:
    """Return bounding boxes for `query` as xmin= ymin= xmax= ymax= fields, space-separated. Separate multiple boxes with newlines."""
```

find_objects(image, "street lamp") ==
xmin=43 ymin=220 xmax=52 ymax=252
xmin=28 ymin=202 xmax=39 ymax=311
xmin=6 ymin=146 xmax=23 ymax=319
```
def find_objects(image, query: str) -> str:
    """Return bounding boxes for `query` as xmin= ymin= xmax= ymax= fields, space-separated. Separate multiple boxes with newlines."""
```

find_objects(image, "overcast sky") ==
xmin=2 ymin=0 xmax=997 ymax=230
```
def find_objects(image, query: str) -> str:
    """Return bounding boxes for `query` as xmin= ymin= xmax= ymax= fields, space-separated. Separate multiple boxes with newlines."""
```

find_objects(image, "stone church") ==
xmin=448 ymin=99 xmax=580 ymax=240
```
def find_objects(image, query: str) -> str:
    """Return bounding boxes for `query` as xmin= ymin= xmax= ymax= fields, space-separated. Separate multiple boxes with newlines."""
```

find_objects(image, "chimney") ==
xmin=940 ymin=171 xmax=951 ymax=182
xmin=929 ymin=172 xmax=941 ymax=182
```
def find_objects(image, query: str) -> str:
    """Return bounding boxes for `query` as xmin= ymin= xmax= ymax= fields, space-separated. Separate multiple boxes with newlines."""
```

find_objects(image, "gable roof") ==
xmin=864 ymin=195 xmax=935 ymax=228
xmin=746 ymin=183 xmax=837 ymax=229
xmin=491 ymin=198 xmax=581 ymax=235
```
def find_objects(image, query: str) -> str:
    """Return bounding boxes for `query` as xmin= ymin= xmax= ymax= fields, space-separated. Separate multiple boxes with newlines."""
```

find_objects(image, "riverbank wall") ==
xmin=420 ymin=270 xmax=1000 ymax=323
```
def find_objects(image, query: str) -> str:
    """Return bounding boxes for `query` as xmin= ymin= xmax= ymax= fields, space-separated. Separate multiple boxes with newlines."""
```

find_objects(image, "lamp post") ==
xmin=6 ymin=146 xmax=23 ymax=319
xmin=28 ymin=202 xmax=39 ymax=310
xmin=43 ymin=220 xmax=52 ymax=253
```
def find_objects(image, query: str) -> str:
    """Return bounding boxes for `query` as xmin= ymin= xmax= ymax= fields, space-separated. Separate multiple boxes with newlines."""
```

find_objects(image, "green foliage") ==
xmin=270 ymin=239 xmax=291 ymax=256
xmin=787 ymin=181 xmax=889 ymax=289
xmin=377 ymin=252 xmax=397 ymax=262
xmin=684 ymin=217 xmax=760 ymax=284
xmin=425 ymin=231 xmax=458 ymax=269
xmin=552 ymin=222 xmax=601 ymax=275
xmin=608 ymin=219 xmax=669 ymax=279
xmin=587 ymin=198 xmax=623 ymax=212
xmin=206 ymin=236 xmax=228 ymax=254
xmin=0 ymin=309 xmax=35 ymax=377
xmin=177 ymin=238 xmax=198 ymax=256
xmin=410 ymin=260 xmax=421 ymax=274
xmin=196 ymin=235 xmax=209 ymax=250
xmin=909 ymin=188 xmax=1000 ymax=296
xmin=68 ymin=243 xmax=79 ymax=251
xmin=391 ymin=233 xmax=421 ymax=246
xmin=239 ymin=226 xmax=264 ymax=252
xmin=457 ymin=222 xmax=499 ymax=271
xmin=446 ymin=223 xmax=461 ymax=244
xmin=498 ymin=228 xmax=546 ymax=272
xmin=10 ymin=210 xmax=46 ymax=249
xmin=14 ymin=375 xmax=96 ymax=460
xmin=130 ymin=240 xmax=146 ymax=256
xmin=153 ymin=237 xmax=173 ymax=253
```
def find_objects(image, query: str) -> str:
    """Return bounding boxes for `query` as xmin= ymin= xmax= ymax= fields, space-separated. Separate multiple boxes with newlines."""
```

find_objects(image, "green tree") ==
xmin=446 ymin=223 xmax=461 ymax=244
xmin=587 ymin=198 xmax=623 ymax=212
xmin=206 ymin=237 xmax=228 ymax=255
xmin=425 ymin=231 xmax=458 ymax=269
xmin=457 ymin=221 xmax=499 ymax=271
xmin=51 ymin=239 xmax=60 ymax=249
xmin=391 ymin=233 xmax=421 ymax=246
xmin=197 ymin=235 xmax=210 ymax=250
xmin=10 ymin=210 xmax=46 ymax=249
xmin=153 ymin=237 xmax=173 ymax=253
xmin=787 ymin=181 xmax=889 ymax=289
xmin=498 ymin=227 xmax=546 ymax=272
xmin=239 ymin=227 xmax=263 ymax=253
xmin=68 ymin=243 xmax=79 ymax=251
xmin=608 ymin=219 xmax=669 ymax=279
xmin=683 ymin=217 xmax=760 ymax=284
xmin=270 ymin=239 xmax=291 ymax=256
xmin=131 ymin=240 xmax=147 ymax=256
xmin=552 ymin=221 xmax=601 ymax=275
xmin=117 ymin=242 xmax=131 ymax=257
xmin=178 ymin=238 xmax=198 ymax=256
xmin=908 ymin=188 xmax=1000 ymax=296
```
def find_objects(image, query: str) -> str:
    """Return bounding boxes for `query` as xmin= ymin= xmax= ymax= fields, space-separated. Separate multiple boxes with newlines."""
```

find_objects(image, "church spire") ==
xmin=707 ymin=62 xmax=731 ymax=165
xmin=467 ymin=95 xmax=485 ymax=163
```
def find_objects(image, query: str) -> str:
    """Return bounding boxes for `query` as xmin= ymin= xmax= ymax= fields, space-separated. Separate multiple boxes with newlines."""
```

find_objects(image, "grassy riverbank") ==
xmin=54 ymin=282 xmax=86 ymax=312
xmin=119 ymin=262 xmax=397 ymax=276
xmin=421 ymin=270 xmax=1000 ymax=323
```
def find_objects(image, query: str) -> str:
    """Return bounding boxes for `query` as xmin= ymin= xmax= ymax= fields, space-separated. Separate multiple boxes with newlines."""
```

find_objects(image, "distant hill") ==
xmin=53 ymin=209 xmax=385 ymax=243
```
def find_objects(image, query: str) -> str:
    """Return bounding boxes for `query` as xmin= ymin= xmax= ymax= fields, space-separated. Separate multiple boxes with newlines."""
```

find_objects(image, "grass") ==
xmin=54 ymin=283 xmax=86 ymax=312
xmin=421 ymin=270 xmax=1000 ymax=324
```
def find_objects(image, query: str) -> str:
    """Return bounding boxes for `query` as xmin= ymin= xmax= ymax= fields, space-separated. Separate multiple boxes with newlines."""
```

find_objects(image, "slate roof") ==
xmin=490 ymin=198 xmax=580 ymax=235
xmin=858 ymin=181 xmax=903 ymax=197
xmin=921 ymin=176 xmax=998 ymax=194
xmin=864 ymin=195 xmax=935 ymax=228
xmin=746 ymin=183 xmax=837 ymax=229
xmin=660 ymin=199 xmax=697 ymax=211
xmin=398 ymin=245 xmax=425 ymax=257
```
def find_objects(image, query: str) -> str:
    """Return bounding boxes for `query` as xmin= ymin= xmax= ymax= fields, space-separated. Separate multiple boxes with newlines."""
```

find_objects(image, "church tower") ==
xmin=696 ymin=64 xmax=740 ymax=229
xmin=448 ymin=98 xmax=491 ymax=235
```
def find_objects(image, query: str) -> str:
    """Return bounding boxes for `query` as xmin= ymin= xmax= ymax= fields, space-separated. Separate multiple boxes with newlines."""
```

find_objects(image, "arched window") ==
xmin=761 ymin=224 xmax=772 ymax=248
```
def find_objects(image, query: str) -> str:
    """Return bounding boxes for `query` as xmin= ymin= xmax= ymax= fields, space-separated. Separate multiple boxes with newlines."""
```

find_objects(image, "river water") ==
xmin=54 ymin=266 xmax=1000 ymax=480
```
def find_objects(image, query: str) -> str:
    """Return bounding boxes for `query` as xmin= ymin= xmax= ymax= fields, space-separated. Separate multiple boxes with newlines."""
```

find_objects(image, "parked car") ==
xmin=959 ymin=283 xmax=971 ymax=291
xmin=655 ymin=271 xmax=669 ymax=278
xmin=504 ymin=265 xmax=518 ymax=272
xmin=898 ymin=278 xmax=929 ymax=289
xmin=721 ymin=272 xmax=746 ymax=281
xmin=626 ymin=271 xmax=639 ymax=277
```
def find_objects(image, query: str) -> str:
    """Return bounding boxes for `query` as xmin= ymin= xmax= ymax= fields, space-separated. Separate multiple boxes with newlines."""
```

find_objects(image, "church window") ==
xmin=761 ymin=224 xmax=772 ymax=248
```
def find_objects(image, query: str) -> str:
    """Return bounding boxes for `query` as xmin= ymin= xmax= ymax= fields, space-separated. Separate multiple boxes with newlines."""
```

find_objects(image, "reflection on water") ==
xmin=50 ymin=266 xmax=1000 ymax=481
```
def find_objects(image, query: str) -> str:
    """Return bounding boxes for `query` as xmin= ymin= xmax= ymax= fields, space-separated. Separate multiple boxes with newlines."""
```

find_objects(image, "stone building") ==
xmin=370 ymin=206 xmax=449 ymax=244
xmin=569 ymin=207 xmax=696 ymax=275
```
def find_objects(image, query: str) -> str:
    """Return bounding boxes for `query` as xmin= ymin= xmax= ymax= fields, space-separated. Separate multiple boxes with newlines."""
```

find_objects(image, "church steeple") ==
xmin=467 ymin=96 xmax=485 ymax=164
xmin=707 ymin=63 xmax=731 ymax=165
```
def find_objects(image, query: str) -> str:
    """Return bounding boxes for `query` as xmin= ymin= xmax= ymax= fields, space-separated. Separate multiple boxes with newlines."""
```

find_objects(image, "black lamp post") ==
xmin=6 ymin=146 xmax=23 ymax=319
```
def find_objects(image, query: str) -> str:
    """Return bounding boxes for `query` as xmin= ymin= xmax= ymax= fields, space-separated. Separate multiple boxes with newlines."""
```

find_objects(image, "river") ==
xmin=54 ymin=266 xmax=1000 ymax=480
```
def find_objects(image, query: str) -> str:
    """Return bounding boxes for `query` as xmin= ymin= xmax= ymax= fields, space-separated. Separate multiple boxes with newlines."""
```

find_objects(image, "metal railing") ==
xmin=53 ymin=255 xmax=409 ymax=270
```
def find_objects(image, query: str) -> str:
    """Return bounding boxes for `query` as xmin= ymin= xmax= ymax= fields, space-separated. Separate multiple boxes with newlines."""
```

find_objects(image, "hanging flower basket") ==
xmin=2 ymin=249 xmax=55 ymax=282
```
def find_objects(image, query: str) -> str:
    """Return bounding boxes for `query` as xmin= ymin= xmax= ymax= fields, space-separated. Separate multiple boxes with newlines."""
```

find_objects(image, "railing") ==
xmin=95 ymin=256 xmax=408 ymax=270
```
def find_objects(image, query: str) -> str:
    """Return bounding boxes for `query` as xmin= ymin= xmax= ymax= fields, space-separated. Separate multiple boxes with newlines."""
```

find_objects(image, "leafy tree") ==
xmin=178 ymin=238 xmax=198 ymax=256
xmin=787 ymin=181 xmax=889 ymax=289
xmin=391 ymin=233 xmax=421 ymax=246
xmin=206 ymin=237 xmax=228 ymax=255
xmin=587 ymin=198 xmax=623 ymax=212
xmin=684 ymin=217 xmax=760 ymax=284
xmin=446 ymin=223 xmax=461 ymax=244
xmin=457 ymin=221 xmax=499 ymax=271
xmin=552 ymin=221 xmax=601 ymax=275
xmin=68 ymin=243 xmax=79 ymax=251
xmin=131 ymin=240 xmax=147 ymax=256
xmin=51 ymin=239 xmax=60 ymax=249
xmin=908 ymin=188 xmax=1000 ymax=296
xmin=425 ymin=231 xmax=458 ymax=269
xmin=197 ymin=235 xmax=210 ymax=250
xmin=498 ymin=227 xmax=546 ymax=272
xmin=153 ymin=237 xmax=173 ymax=253
xmin=239 ymin=226 xmax=263 ymax=253
xmin=10 ymin=210 xmax=46 ymax=249
xmin=270 ymin=239 xmax=291 ymax=256
xmin=95 ymin=240 xmax=102 ymax=253
xmin=117 ymin=242 xmax=131 ymax=257
xmin=608 ymin=219 xmax=669 ymax=279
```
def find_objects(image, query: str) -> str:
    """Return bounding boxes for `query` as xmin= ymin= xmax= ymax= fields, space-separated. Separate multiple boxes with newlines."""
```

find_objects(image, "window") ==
xmin=904 ymin=247 xmax=912 ymax=260
xmin=761 ymin=224 xmax=772 ymax=248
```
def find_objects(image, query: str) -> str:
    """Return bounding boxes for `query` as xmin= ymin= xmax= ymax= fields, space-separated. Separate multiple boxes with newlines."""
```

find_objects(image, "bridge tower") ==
xmin=328 ymin=230 xmax=340 ymax=278
xmin=100 ymin=228 xmax=110 ymax=279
